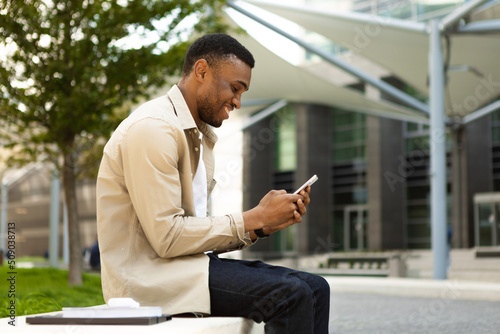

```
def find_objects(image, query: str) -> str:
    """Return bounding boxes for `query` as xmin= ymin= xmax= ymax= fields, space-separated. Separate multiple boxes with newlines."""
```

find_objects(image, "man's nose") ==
xmin=232 ymin=94 xmax=242 ymax=110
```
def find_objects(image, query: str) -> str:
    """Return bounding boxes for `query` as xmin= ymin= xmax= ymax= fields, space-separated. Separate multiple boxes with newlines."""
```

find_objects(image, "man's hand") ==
xmin=243 ymin=186 xmax=311 ymax=238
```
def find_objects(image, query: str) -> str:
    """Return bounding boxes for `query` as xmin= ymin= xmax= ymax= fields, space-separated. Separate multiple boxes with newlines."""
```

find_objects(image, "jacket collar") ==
xmin=167 ymin=85 xmax=218 ymax=144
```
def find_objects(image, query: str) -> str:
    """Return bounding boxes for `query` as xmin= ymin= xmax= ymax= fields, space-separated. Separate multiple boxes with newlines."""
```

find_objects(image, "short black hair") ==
xmin=181 ymin=33 xmax=255 ymax=76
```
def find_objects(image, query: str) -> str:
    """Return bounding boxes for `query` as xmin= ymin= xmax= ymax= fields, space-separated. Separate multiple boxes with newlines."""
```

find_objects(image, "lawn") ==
xmin=0 ymin=266 xmax=104 ymax=317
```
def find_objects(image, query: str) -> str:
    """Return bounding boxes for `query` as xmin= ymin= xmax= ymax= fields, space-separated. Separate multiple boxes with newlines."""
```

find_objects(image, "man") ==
xmin=97 ymin=33 xmax=330 ymax=333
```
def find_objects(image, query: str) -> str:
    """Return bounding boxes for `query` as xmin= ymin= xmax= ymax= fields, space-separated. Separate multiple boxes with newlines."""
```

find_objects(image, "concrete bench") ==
xmin=1 ymin=311 xmax=265 ymax=333
xmin=475 ymin=247 xmax=500 ymax=258
xmin=312 ymin=253 xmax=407 ymax=277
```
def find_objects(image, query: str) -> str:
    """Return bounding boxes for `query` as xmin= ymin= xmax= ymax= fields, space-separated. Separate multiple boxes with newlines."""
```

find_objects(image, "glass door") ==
xmin=474 ymin=193 xmax=500 ymax=247
xmin=343 ymin=205 xmax=368 ymax=250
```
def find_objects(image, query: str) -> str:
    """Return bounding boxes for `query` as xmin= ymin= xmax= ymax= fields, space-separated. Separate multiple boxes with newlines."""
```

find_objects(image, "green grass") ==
xmin=0 ymin=266 xmax=104 ymax=317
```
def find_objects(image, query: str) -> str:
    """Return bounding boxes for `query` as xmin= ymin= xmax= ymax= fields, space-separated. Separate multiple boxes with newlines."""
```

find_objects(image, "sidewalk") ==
xmin=329 ymin=290 xmax=500 ymax=333
xmin=324 ymin=276 xmax=500 ymax=302
xmin=327 ymin=275 xmax=500 ymax=333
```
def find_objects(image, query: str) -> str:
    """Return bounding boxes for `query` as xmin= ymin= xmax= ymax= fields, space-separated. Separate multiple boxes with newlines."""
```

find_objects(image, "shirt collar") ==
xmin=167 ymin=85 xmax=218 ymax=144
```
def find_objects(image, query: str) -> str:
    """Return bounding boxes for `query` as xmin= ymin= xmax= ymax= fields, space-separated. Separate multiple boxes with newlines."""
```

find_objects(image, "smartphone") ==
xmin=293 ymin=175 xmax=318 ymax=194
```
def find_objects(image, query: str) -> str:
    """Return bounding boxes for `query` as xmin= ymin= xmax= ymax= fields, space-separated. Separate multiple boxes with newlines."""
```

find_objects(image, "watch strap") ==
xmin=254 ymin=228 xmax=270 ymax=239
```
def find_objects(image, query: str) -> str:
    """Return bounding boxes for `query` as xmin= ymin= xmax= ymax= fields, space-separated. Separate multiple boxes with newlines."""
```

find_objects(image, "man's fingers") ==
xmin=296 ymin=199 xmax=307 ymax=216
xmin=298 ymin=186 xmax=311 ymax=205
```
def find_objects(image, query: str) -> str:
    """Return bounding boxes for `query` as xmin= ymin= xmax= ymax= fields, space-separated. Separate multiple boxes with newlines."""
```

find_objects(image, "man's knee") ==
xmin=292 ymin=271 xmax=330 ymax=295
xmin=315 ymin=274 xmax=331 ymax=296
xmin=280 ymin=275 xmax=315 ymax=306
xmin=292 ymin=272 xmax=330 ymax=306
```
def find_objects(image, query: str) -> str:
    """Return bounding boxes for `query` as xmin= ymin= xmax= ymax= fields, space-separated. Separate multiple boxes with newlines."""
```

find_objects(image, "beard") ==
xmin=198 ymin=91 xmax=224 ymax=128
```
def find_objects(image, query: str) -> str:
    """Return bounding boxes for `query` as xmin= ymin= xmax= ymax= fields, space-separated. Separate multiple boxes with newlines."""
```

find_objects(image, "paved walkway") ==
xmin=330 ymin=292 xmax=500 ymax=333
xmin=323 ymin=276 xmax=500 ymax=301
xmin=326 ymin=276 xmax=500 ymax=333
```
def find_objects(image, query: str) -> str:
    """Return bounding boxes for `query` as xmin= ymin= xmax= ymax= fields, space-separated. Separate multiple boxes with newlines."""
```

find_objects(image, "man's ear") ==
xmin=193 ymin=59 xmax=209 ymax=82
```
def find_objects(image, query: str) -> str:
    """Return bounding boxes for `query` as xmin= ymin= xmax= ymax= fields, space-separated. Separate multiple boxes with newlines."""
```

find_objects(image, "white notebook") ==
xmin=62 ymin=298 xmax=162 ymax=318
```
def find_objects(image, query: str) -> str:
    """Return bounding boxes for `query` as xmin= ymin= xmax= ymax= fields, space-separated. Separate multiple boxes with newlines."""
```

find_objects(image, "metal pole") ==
xmin=429 ymin=19 xmax=448 ymax=279
xmin=1 ymin=179 xmax=7 ymax=257
xmin=463 ymin=100 xmax=500 ymax=125
xmin=49 ymin=171 xmax=60 ymax=268
xmin=241 ymin=99 xmax=288 ymax=131
xmin=455 ymin=19 xmax=500 ymax=34
xmin=439 ymin=0 xmax=490 ymax=32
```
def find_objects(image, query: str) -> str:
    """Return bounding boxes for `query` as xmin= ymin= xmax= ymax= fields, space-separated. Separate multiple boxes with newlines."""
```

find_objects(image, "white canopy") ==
xmin=229 ymin=20 xmax=429 ymax=122
xmin=230 ymin=0 xmax=500 ymax=119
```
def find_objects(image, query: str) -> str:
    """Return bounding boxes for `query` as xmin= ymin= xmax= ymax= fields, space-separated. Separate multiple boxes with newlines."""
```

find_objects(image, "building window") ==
xmin=331 ymin=109 xmax=367 ymax=250
xmin=404 ymin=121 xmax=452 ymax=249
xmin=404 ymin=121 xmax=431 ymax=249
xmin=332 ymin=110 xmax=366 ymax=162
xmin=274 ymin=106 xmax=297 ymax=172
xmin=272 ymin=106 xmax=297 ymax=254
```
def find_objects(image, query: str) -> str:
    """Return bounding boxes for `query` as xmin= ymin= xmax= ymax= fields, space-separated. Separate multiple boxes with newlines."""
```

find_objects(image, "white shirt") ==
xmin=192 ymin=133 xmax=207 ymax=218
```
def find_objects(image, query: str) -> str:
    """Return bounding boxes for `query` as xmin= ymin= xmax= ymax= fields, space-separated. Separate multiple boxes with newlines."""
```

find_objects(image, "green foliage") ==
xmin=0 ymin=267 xmax=104 ymax=317
xmin=0 ymin=0 xmax=232 ymax=286
xmin=0 ymin=0 xmax=229 ymax=174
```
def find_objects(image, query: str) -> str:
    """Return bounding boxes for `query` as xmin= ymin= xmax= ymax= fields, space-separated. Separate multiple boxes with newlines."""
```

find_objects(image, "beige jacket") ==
xmin=96 ymin=85 xmax=254 ymax=315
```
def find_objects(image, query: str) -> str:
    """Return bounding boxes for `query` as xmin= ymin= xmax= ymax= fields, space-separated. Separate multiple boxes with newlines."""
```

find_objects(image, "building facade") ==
xmin=243 ymin=100 xmax=497 ymax=258
xmin=235 ymin=0 xmax=500 ymax=259
xmin=0 ymin=164 xmax=97 ymax=258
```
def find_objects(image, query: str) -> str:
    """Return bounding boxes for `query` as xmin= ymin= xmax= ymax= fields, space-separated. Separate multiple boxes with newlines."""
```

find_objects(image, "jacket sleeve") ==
xmin=121 ymin=117 xmax=255 ymax=258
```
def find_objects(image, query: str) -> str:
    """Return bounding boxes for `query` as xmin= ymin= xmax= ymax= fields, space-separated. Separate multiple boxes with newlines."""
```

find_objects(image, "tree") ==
xmin=0 ymin=0 xmax=230 ymax=285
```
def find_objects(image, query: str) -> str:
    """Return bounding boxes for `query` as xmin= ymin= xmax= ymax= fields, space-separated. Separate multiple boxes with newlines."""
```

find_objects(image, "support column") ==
xmin=366 ymin=115 xmax=405 ymax=250
xmin=429 ymin=20 xmax=448 ymax=279
xmin=295 ymin=104 xmax=331 ymax=255
xmin=451 ymin=125 xmax=464 ymax=248
xmin=242 ymin=117 xmax=274 ymax=255
xmin=463 ymin=117 xmax=494 ymax=247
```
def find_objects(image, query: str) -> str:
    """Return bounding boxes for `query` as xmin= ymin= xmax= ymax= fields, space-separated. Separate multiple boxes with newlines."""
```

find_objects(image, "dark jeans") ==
xmin=208 ymin=253 xmax=330 ymax=333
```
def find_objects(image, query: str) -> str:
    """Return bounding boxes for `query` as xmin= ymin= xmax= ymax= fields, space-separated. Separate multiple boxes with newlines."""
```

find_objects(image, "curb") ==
xmin=323 ymin=276 xmax=500 ymax=302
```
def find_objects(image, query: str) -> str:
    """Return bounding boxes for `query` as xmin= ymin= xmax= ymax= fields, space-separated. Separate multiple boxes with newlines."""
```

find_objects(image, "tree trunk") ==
xmin=62 ymin=141 xmax=83 ymax=285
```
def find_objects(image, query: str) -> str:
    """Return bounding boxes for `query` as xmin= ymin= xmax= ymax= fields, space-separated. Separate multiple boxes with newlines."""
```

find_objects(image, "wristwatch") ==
xmin=254 ymin=228 xmax=270 ymax=239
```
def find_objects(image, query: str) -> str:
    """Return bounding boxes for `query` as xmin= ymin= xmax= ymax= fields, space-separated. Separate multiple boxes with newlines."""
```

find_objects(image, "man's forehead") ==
xmin=218 ymin=57 xmax=251 ymax=88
